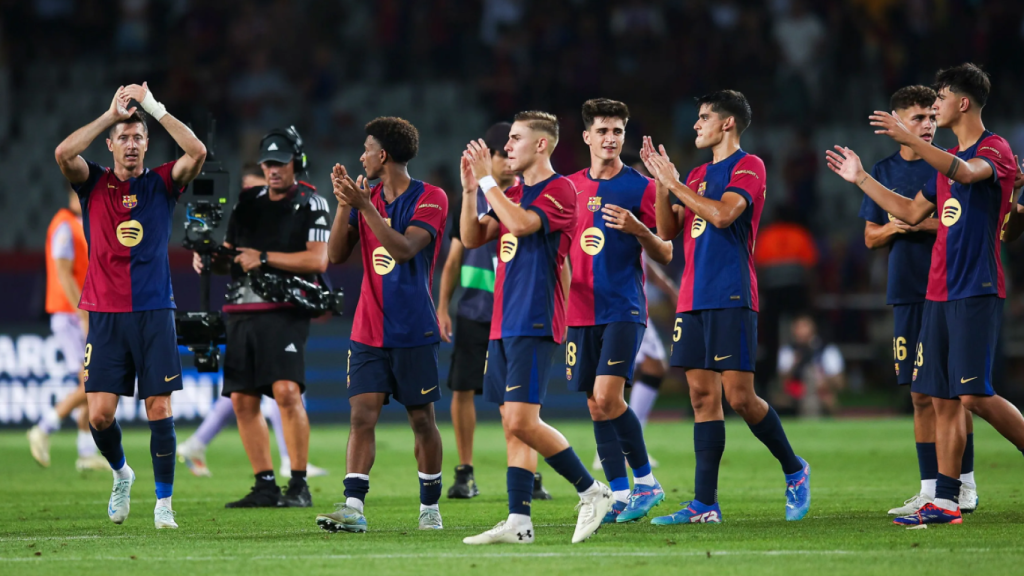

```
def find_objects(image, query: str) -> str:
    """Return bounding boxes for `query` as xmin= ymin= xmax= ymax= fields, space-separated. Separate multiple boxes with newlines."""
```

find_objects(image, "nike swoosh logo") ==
xmin=607 ymin=360 xmax=625 ymax=365
xmin=960 ymin=376 xmax=978 ymax=384
xmin=156 ymin=452 xmax=173 ymax=457
xmin=164 ymin=374 xmax=180 ymax=382
xmin=714 ymin=355 xmax=732 ymax=361
xmin=506 ymin=385 xmax=521 ymax=392
xmin=421 ymin=386 xmax=438 ymax=395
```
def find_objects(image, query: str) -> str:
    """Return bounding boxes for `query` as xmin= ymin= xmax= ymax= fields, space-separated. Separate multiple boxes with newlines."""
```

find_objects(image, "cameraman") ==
xmin=196 ymin=127 xmax=331 ymax=508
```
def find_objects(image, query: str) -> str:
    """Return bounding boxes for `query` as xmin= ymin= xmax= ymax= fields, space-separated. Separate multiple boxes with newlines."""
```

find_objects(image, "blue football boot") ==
xmin=602 ymin=500 xmax=627 ymax=524
xmin=651 ymin=500 xmax=722 ymax=525
xmin=894 ymin=502 xmax=962 ymax=526
xmin=617 ymin=481 xmax=665 ymax=522
xmin=785 ymin=456 xmax=811 ymax=521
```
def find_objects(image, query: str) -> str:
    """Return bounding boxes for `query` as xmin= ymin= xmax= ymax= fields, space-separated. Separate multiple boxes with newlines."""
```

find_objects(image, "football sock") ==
xmin=419 ymin=471 xmax=442 ymax=507
xmin=630 ymin=378 xmax=661 ymax=428
xmin=90 ymin=419 xmax=127 ymax=473
xmin=934 ymin=473 xmax=961 ymax=511
xmin=39 ymin=408 xmax=61 ymax=434
xmin=344 ymin=473 xmax=370 ymax=511
xmin=961 ymin=433 xmax=975 ymax=475
xmin=507 ymin=467 xmax=534 ymax=516
xmin=192 ymin=396 xmax=234 ymax=446
xmin=593 ymin=420 xmax=629 ymax=499
xmin=544 ymin=447 xmax=595 ymax=493
xmin=77 ymin=429 xmax=97 ymax=457
xmin=922 ymin=479 xmax=937 ymax=499
xmin=149 ymin=417 xmax=176 ymax=499
xmin=255 ymin=470 xmax=276 ymax=489
xmin=290 ymin=469 xmax=307 ymax=486
xmin=609 ymin=407 xmax=654 ymax=483
xmin=156 ymin=497 xmax=172 ymax=510
xmin=748 ymin=406 xmax=802 ymax=475
xmin=266 ymin=401 xmax=289 ymax=462
xmin=694 ymin=420 xmax=726 ymax=505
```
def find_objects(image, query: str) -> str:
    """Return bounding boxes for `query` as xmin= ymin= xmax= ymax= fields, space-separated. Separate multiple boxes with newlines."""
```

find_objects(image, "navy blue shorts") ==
xmin=348 ymin=341 xmax=440 ymax=406
xmin=84 ymin=310 xmax=183 ymax=399
xmin=566 ymin=323 xmax=645 ymax=393
xmin=912 ymin=296 xmax=1002 ymax=399
xmin=893 ymin=302 xmax=925 ymax=386
xmin=670 ymin=308 xmax=757 ymax=372
xmin=483 ymin=337 xmax=559 ymax=405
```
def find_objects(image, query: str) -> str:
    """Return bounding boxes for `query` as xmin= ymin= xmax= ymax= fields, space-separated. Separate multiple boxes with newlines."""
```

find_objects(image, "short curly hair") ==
xmin=365 ymin=117 xmax=419 ymax=164
xmin=581 ymin=98 xmax=630 ymax=129
xmin=890 ymin=85 xmax=937 ymax=112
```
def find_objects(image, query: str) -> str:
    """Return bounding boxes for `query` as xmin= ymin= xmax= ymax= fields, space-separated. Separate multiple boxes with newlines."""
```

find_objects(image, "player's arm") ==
xmin=641 ymin=137 xmax=747 ymax=229
xmin=464 ymin=141 xmax=543 ymax=238
xmin=826 ymin=146 xmax=935 ymax=225
xmin=327 ymin=164 xmax=361 ymax=264
xmin=55 ymin=87 xmax=134 ymax=183
xmin=561 ymin=255 xmax=571 ymax=304
xmin=458 ymin=154 xmax=501 ymax=248
xmin=437 ymin=239 xmax=464 ymax=343
xmin=121 ymin=83 xmax=206 ymax=187
xmin=870 ymin=111 xmax=993 ymax=185
xmin=601 ymin=203 xmax=672 ymax=264
xmin=863 ymin=221 xmax=901 ymax=249
xmin=654 ymin=180 xmax=685 ymax=240
xmin=999 ymin=156 xmax=1024 ymax=242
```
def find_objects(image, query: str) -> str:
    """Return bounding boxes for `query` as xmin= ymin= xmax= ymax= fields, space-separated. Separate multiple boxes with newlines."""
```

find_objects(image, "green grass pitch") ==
xmin=2 ymin=418 xmax=1024 ymax=575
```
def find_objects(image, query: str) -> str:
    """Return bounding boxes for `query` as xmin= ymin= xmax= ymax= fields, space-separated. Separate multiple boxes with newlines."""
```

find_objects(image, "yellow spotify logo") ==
xmin=941 ymin=198 xmax=962 ymax=227
xmin=691 ymin=216 xmax=707 ymax=238
xmin=500 ymin=233 xmax=518 ymax=262
xmin=116 ymin=220 xmax=144 ymax=247
xmin=372 ymin=246 xmax=396 ymax=275
xmin=887 ymin=212 xmax=896 ymax=222
xmin=580 ymin=227 xmax=605 ymax=256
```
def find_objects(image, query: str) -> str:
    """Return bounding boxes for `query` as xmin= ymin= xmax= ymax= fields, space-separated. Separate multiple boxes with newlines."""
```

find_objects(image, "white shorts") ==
xmin=51 ymin=312 xmax=86 ymax=373
xmin=635 ymin=322 xmax=666 ymax=365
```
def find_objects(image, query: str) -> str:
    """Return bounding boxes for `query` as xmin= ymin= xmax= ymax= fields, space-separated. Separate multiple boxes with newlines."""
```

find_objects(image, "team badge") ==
xmin=566 ymin=367 xmax=572 ymax=380
xmin=116 ymin=220 xmax=144 ymax=247
xmin=912 ymin=368 xmax=918 ymax=382
xmin=894 ymin=363 xmax=900 ymax=376
xmin=697 ymin=182 xmax=707 ymax=195
xmin=83 ymin=369 xmax=89 ymax=382
xmin=587 ymin=196 xmax=602 ymax=212
xmin=122 ymin=194 xmax=138 ymax=209
xmin=580 ymin=227 xmax=605 ymax=256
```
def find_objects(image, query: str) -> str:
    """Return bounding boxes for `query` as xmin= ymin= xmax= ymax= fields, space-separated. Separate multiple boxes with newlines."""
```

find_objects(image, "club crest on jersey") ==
xmin=500 ymin=233 xmax=518 ymax=262
xmin=122 ymin=194 xmax=138 ymax=209
xmin=372 ymin=246 xmax=396 ymax=275
xmin=580 ymin=227 xmax=605 ymax=256
xmin=697 ymin=182 xmax=707 ymax=196
xmin=941 ymin=198 xmax=962 ymax=226
xmin=587 ymin=196 xmax=602 ymax=212
xmin=894 ymin=363 xmax=900 ymax=376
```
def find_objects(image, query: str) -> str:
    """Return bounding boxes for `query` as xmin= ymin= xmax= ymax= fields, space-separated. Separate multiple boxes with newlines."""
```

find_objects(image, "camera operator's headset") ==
xmin=259 ymin=126 xmax=308 ymax=176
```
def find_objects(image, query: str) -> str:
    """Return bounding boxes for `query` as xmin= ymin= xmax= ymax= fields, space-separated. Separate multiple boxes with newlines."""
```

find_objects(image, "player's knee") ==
xmin=273 ymin=383 xmax=304 ymax=412
xmin=506 ymin=415 xmax=534 ymax=441
xmin=911 ymin=393 xmax=934 ymax=414
xmin=407 ymin=409 xmax=436 ymax=435
xmin=689 ymin=388 xmax=716 ymax=414
xmin=727 ymin=394 xmax=758 ymax=418
xmin=145 ymin=396 xmax=173 ymax=421
xmin=959 ymin=395 xmax=984 ymax=414
xmin=89 ymin=411 xmax=115 ymax=431
xmin=349 ymin=408 xmax=379 ymax=434
xmin=592 ymin=391 xmax=625 ymax=418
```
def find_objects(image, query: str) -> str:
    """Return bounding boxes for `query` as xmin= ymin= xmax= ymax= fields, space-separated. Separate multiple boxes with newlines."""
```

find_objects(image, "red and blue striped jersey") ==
xmin=72 ymin=160 xmax=183 ymax=312
xmin=566 ymin=166 xmax=657 ymax=326
xmin=350 ymin=180 xmax=448 ymax=348
xmin=489 ymin=175 xmax=577 ymax=343
xmin=922 ymin=131 xmax=1015 ymax=302
xmin=676 ymin=150 xmax=765 ymax=313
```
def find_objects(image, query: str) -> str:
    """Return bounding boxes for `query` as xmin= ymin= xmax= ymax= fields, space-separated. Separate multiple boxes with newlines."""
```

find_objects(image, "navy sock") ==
xmin=544 ymin=447 xmax=595 ymax=493
xmin=90 ymin=420 xmax=126 ymax=471
xmin=935 ymin=473 xmax=961 ymax=503
xmin=609 ymin=407 xmax=651 ymax=475
xmin=419 ymin=472 xmax=442 ymax=506
xmin=507 ymin=467 xmax=534 ymax=516
xmin=916 ymin=442 xmax=938 ymax=481
xmin=149 ymin=417 xmax=176 ymax=499
xmin=344 ymin=475 xmax=370 ymax=502
xmin=694 ymin=420 xmax=726 ymax=505
xmin=961 ymin=433 xmax=975 ymax=475
xmin=593 ymin=420 xmax=629 ymax=492
xmin=748 ymin=406 xmax=802 ymax=475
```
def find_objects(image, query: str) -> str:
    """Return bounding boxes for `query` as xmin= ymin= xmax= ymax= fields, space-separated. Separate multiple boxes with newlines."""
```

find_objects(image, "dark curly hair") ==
xmin=935 ymin=63 xmax=991 ymax=109
xmin=695 ymin=90 xmax=752 ymax=134
xmin=890 ymin=85 xmax=937 ymax=112
xmin=581 ymin=98 xmax=630 ymax=129
xmin=365 ymin=117 xmax=419 ymax=164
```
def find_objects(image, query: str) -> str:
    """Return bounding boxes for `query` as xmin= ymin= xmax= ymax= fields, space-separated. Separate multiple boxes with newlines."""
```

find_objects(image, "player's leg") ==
xmin=887 ymin=391 xmax=939 ymax=514
xmin=930 ymin=396 xmax=966 ymax=515
xmin=227 ymin=391 xmax=280 ymax=507
xmin=316 ymin=391 xmax=384 ymax=533
xmin=273 ymin=379 xmax=312 ymax=507
xmin=144 ymin=393 xmax=177 ymax=528
xmin=588 ymin=392 xmax=630 ymax=519
xmin=959 ymin=407 xmax=978 ymax=511
xmin=447 ymin=316 xmax=488 ymax=498
xmin=407 ymin=402 xmax=444 ymax=529
xmin=178 ymin=396 xmax=234 ymax=477
xmin=73 ymin=399 xmax=106 ymax=471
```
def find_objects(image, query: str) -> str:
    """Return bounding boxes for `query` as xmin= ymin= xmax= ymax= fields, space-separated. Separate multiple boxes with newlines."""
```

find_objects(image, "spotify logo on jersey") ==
xmin=691 ymin=216 xmax=707 ymax=238
xmin=500 ymin=233 xmax=518 ymax=262
xmin=580 ymin=227 xmax=605 ymax=256
xmin=116 ymin=220 xmax=144 ymax=247
xmin=941 ymin=198 xmax=962 ymax=227
xmin=372 ymin=246 xmax=396 ymax=275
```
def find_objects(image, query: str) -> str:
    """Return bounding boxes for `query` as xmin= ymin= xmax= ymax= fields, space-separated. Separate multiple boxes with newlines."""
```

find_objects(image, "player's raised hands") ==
xmin=108 ymin=86 xmax=136 ymax=120
xmin=601 ymin=204 xmax=645 ymax=236
xmin=869 ymin=111 xmax=914 ymax=145
xmin=641 ymin=136 xmax=681 ymax=189
xmin=459 ymin=155 xmax=479 ymax=194
xmin=825 ymin=146 xmax=866 ymax=184
xmin=334 ymin=167 xmax=371 ymax=211
xmin=464 ymin=139 xmax=493 ymax=180
xmin=331 ymin=164 xmax=351 ymax=208
xmin=121 ymin=82 xmax=153 ymax=107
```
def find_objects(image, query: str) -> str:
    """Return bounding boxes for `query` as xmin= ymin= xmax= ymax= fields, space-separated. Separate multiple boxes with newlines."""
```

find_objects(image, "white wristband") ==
xmin=140 ymin=90 xmax=167 ymax=121
xmin=478 ymin=175 xmax=498 ymax=192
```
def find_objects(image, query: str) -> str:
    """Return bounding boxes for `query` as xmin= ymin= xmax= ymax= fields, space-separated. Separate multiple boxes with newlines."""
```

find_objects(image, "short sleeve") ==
xmin=152 ymin=161 xmax=187 ymax=200
xmin=976 ymin=136 xmax=1016 ymax=186
xmin=50 ymin=222 xmax=75 ymax=260
xmin=306 ymin=194 xmax=332 ymax=243
xmin=71 ymin=160 xmax=107 ymax=198
xmin=820 ymin=345 xmax=845 ymax=377
xmin=778 ymin=346 xmax=795 ymax=374
xmin=922 ymin=173 xmax=938 ymax=204
xmin=639 ymin=177 xmax=658 ymax=231
xmin=724 ymin=155 xmax=765 ymax=207
xmin=408 ymin=186 xmax=448 ymax=238
xmin=858 ymin=164 xmax=888 ymax=225
xmin=527 ymin=177 xmax=576 ymax=234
